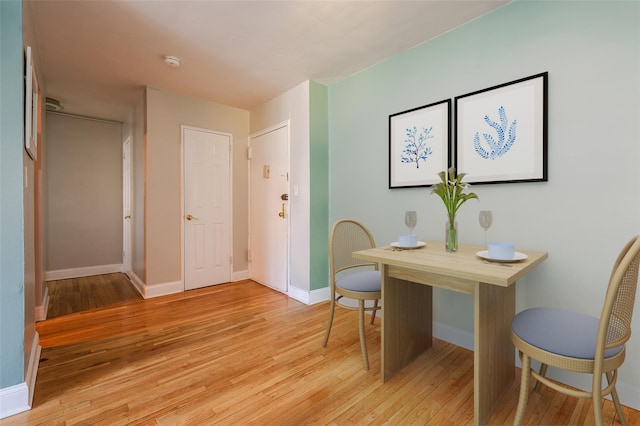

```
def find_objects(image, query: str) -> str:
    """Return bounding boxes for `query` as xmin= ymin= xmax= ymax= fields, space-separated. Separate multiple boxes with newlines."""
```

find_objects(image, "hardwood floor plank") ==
xmin=1 ymin=278 xmax=637 ymax=425
xmin=46 ymin=273 xmax=143 ymax=319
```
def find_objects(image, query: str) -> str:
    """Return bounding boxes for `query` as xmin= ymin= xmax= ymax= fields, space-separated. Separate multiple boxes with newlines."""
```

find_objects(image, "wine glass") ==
xmin=405 ymin=211 xmax=417 ymax=234
xmin=479 ymin=210 xmax=493 ymax=248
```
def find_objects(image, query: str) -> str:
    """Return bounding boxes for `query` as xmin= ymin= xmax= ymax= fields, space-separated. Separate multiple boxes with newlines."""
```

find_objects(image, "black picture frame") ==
xmin=454 ymin=72 xmax=548 ymax=184
xmin=389 ymin=99 xmax=451 ymax=188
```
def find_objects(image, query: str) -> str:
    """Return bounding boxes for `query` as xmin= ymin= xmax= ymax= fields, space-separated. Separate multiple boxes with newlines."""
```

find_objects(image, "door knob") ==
xmin=278 ymin=203 xmax=285 ymax=218
xmin=281 ymin=193 xmax=288 ymax=200
xmin=186 ymin=214 xmax=199 ymax=221
xmin=124 ymin=215 xmax=131 ymax=219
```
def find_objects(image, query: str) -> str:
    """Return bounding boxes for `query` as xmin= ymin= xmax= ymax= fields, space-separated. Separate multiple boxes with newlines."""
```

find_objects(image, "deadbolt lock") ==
xmin=281 ymin=193 xmax=288 ymax=200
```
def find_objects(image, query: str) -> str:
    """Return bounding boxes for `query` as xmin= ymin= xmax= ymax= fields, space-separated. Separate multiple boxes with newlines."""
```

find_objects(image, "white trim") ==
xmin=25 ymin=332 xmax=40 ymax=408
xmin=0 ymin=334 xmax=40 ymax=419
xmin=122 ymin=136 xmax=132 ymax=274
xmin=249 ymin=120 xmax=289 ymax=140
xmin=433 ymin=321 xmax=474 ymax=351
xmin=45 ymin=263 xmax=123 ymax=281
xmin=231 ymin=270 xmax=250 ymax=282
xmin=128 ymin=271 xmax=145 ymax=297
xmin=126 ymin=272 xmax=182 ymax=299
xmin=35 ymin=286 xmax=49 ymax=321
xmin=142 ymin=281 xmax=183 ymax=299
xmin=616 ymin=380 xmax=640 ymax=410
xmin=0 ymin=383 xmax=29 ymax=419
xmin=309 ymin=285 xmax=330 ymax=305
xmin=288 ymin=285 xmax=311 ymax=304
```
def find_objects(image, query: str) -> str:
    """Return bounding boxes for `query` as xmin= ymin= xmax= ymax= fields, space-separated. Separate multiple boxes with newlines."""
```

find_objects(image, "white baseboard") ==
xmin=231 ymin=270 xmax=250 ymax=282
xmin=142 ymin=280 xmax=183 ymax=299
xmin=128 ymin=271 xmax=145 ymax=297
xmin=309 ymin=286 xmax=330 ymax=305
xmin=616 ymin=379 xmax=640 ymax=410
xmin=0 ymin=333 xmax=40 ymax=419
xmin=26 ymin=332 xmax=40 ymax=408
xmin=433 ymin=321 xmax=474 ymax=351
xmin=35 ymin=286 xmax=49 ymax=321
xmin=45 ymin=263 xmax=123 ymax=281
xmin=288 ymin=285 xmax=311 ymax=304
xmin=0 ymin=383 xmax=29 ymax=420
xmin=127 ymin=272 xmax=182 ymax=299
xmin=287 ymin=285 xmax=330 ymax=305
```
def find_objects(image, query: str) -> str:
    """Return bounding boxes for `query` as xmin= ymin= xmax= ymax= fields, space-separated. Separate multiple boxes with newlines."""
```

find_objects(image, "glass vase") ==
xmin=445 ymin=219 xmax=458 ymax=253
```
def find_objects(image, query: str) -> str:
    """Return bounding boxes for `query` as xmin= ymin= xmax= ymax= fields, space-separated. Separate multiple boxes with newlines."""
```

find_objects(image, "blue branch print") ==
xmin=473 ymin=106 xmax=517 ymax=160
xmin=401 ymin=126 xmax=433 ymax=168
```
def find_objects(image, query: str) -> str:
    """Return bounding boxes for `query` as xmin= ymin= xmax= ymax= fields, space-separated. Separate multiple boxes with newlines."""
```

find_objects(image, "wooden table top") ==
xmin=353 ymin=241 xmax=548 ymax=287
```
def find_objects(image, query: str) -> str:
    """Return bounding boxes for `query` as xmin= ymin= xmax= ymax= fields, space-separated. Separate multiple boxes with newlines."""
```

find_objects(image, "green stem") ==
xmin=446 ymin=219 xmax=457 ymax=252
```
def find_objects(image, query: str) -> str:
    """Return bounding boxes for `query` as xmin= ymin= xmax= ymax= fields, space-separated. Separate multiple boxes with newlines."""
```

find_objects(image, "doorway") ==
xmin=122 ymin=136 xmax=132 ymax=276
xmin=182 ymin=126 xmax=232 ymax=291
xmin=248 ymin=122 xmax=289 ymax=294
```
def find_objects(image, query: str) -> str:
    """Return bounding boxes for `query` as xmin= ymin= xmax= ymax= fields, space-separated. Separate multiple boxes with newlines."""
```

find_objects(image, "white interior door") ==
xmin=183 ymin=126 xmax=231 ymax=290
xmin=249 ymin=124 xmax=289 ymax=293
xmin=122 ymin=137 xmax=132 ymax=275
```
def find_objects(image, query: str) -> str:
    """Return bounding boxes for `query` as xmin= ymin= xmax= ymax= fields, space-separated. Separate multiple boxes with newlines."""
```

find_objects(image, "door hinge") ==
xmin=229 ymin=256 xmax=233 ymax=264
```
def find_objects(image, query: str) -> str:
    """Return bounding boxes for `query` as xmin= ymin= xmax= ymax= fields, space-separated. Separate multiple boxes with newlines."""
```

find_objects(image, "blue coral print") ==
xmin=473 ymin=106 xmax=517 ymax=160
xmin=401 ymin=126 xmax=433 ymax=168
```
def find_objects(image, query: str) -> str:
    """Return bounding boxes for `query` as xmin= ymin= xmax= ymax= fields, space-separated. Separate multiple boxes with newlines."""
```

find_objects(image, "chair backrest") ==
xmin=329 ymin=219 xmax=378 ymax=276
xmin=597 ymin=235 xmax=640 ymax=355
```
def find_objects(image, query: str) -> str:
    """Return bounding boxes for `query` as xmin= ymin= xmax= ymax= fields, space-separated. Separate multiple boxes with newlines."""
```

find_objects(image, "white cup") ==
xmin=488 ymin=242 xmax=515 ymax=260
xmin=399 ymin=233 xmax=418 ymax=247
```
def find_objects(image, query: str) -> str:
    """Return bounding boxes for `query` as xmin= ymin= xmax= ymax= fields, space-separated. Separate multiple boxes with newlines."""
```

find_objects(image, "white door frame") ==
xmin=248 ymin=120 xmax=290 ymax=294
xmin=122 ymin=136 xmax=132 ymax=275
xmin=180 ymin=125 xmax=233 ymax=290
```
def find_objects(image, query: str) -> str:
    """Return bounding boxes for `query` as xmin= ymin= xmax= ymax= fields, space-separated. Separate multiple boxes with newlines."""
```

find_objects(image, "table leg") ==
xmin=382 ymin=264 xmax=433 ymax=382
xmin=474 ymin=281 xmax=516 ymax=425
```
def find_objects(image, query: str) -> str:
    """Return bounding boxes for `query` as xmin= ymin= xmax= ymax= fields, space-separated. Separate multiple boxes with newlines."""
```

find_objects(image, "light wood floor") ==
xmin=46 ymin=273 xmax=142 ymax=318
xmin=3 ymin=279 xmax=639 ymax=425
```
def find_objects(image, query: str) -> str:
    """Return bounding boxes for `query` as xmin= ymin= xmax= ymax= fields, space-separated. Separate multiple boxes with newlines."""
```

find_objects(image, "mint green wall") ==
xmin=309 ymin=81 xmax=329 ymax=291
xmin=329 ymin=0 xmax=640 ymax=387
xmin=0 ymin=0 xmax=26 ymax=387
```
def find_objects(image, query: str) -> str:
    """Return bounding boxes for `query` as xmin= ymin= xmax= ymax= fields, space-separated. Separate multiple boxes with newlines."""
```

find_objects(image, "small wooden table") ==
xmin=353 ymin=241 xmax=548 ymax=425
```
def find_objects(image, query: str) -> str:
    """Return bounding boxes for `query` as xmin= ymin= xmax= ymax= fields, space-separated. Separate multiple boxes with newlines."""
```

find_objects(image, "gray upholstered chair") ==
xmin=322 ymin=219 xmax=381 ymax=370
xmin=511 ymin=235 xmax=640 ymax=426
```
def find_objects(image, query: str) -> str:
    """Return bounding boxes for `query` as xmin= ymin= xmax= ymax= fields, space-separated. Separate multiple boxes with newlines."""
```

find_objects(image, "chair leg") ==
xmin=534 ymin=363 xmax=548 ymax=392
xmin=358 ymin=300 xmax=370 ymax=371
xmin=514 ymin=352 xmax=531 ymax=426
xmin=322 ymin=297 xmax=336 ymax=348
xmin=593 ymin=372 xmax=604 ymax=426
xmin=370 ymin=299 xmax=379 ymax=325
xmin=607 ymin=371 xmax=627 ymax=426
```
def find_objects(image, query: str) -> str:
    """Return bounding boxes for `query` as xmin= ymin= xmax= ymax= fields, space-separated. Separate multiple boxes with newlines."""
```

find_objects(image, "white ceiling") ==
xmin=27 ymin=0 xmax=509 ymax=123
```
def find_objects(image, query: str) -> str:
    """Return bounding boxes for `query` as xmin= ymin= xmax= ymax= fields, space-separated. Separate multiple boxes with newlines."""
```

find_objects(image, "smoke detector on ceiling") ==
xmin=45 ymin=97 xmax=64 ymax=111
xmin=163 ymin=55 xmax=180 ymax=68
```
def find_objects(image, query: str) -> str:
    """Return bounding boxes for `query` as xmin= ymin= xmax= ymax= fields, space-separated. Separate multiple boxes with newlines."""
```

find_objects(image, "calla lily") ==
xmin=431 ymin=167 xmax=478 ymax=224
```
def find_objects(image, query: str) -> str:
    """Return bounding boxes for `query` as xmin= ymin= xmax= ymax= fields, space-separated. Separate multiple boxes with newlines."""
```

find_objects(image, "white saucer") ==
xmin=476 ymin=250 xmax=528 ymax=263
xmin=391 ymin=241 xmax=426 ymax=250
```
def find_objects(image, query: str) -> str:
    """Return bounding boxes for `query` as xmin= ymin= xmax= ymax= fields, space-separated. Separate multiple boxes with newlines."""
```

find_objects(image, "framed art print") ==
xmin=389 ymin=99 xmax=451 ymax=188
xmin=24 ymin=46 xmax=39 ymax=161
xmin=454 ymin=72 xmax=548 ymax=184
